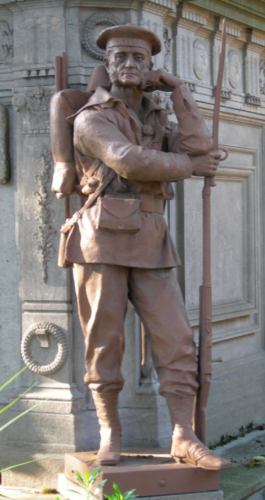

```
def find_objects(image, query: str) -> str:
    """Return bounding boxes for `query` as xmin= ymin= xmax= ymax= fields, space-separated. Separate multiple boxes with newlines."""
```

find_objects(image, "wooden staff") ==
xmin=195 ymin=19 xmax=227 ymax=444
xmin=54 ymin=53 xmax=71 ymax=267
xmin=54 ymin=52 xmax=70 ymax=221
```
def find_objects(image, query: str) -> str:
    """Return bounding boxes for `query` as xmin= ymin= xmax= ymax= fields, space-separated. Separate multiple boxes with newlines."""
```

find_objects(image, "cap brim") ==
xmin=96 ymin=24 xmax=161 ymax=55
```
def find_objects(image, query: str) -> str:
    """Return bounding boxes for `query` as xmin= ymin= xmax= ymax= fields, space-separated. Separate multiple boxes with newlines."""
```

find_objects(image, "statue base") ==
xmin=63 ymin=451 xmax=220 ymax=497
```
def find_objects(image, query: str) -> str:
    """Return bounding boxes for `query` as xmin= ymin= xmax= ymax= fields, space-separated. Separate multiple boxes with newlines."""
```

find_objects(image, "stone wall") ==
xmin=0 ymin=0 xmax=264 ymax=455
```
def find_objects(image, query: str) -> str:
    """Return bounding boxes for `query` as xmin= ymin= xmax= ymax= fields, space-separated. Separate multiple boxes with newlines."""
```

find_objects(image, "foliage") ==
xmin=0 ymin=365 xmax=40 ymax=432
xmin=74 ymin=467 xmax=106 ymax=498
xmin=70 ymin=468 xmax=137 ymax=500
xmin=246 ymin=455 xmax=265 ymax=467
xmin=0 ymin=366 xmax=40 ymax=474
xmin=104 ymin=482 xmax=136 ymax=500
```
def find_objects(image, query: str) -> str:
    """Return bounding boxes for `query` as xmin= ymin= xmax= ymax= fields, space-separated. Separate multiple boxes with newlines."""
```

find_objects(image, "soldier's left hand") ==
xmin=142 ymin=69 xmax=182 ymax=92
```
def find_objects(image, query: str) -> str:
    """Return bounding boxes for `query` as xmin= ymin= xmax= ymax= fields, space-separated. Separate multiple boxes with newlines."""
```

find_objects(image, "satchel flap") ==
xmin=100 ymin=197 xmax=140 ymax=219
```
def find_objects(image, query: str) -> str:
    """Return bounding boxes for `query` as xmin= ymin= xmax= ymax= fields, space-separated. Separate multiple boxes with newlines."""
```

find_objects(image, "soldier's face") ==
xmin=105 ymin=44 xmax=151 ymax=88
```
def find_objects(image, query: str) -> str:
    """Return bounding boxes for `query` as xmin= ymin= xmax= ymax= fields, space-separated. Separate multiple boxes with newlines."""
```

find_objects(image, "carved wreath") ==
xmin=81 ymin=13 xmax=119 ymax=60
xmin=21 ymin=322 xmax=68 ymax=375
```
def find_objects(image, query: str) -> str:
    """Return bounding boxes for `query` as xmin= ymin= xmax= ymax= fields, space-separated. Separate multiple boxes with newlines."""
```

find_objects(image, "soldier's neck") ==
xmin=110 ymin=84 xmax=143 ymax=115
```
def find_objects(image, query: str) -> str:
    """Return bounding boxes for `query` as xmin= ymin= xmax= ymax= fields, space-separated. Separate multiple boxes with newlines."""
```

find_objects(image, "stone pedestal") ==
xmin=63 ymin=451 xmax=220 ymax=498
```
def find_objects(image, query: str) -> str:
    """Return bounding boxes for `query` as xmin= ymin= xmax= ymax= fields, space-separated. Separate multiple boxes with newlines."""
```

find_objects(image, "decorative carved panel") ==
xmin=193 ymin=38 xmax=209 ymax=81
xmin=0 ymin=18 xmax=12 ymax=63
xmin=227 ymin=49 xmax=242 ymax=90
xmin=81 ymin=13 xmax=120 ymax=60
xmin=184 ymin=144 xmax=258 ymax=346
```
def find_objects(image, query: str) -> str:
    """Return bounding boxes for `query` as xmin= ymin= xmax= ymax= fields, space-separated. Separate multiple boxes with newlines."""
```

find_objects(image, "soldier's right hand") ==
xmin=190 ymin=150 xmax=221 ymax=177
xmin=51 ymin=162 xmax=76 ymax=198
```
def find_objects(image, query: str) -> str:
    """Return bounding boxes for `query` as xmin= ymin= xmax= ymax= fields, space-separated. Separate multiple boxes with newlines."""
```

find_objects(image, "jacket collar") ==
xmin=67 ymin=86 xmax=162 ymax=123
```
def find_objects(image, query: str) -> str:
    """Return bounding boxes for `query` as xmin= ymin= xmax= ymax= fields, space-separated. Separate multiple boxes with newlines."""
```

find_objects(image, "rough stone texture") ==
xmin=0 ymin=1 xmax=265 ymax=490
xmin=139 ymin=493 xmax=224 ymax=500
xmin=58 ymin=473 xmax=224 ymax=500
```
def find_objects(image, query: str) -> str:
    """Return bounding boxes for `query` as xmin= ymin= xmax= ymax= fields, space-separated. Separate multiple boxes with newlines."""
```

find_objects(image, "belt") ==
xmin=103 ymin=193 xmax=164 ymax=214
xmin=140 ymin=193 xmax=164 ymax=214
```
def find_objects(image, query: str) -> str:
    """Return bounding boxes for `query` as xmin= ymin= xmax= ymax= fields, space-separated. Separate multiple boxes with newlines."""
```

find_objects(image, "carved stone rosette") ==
xmin=81 ymin=13 xmax=119 ymax=60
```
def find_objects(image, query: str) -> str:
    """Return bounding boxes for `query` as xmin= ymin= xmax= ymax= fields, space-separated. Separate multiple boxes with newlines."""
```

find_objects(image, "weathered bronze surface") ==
xmin=64 ymin=451 xmax=220 ymax=496
xmin=51 ymin=24 xmax=230 ymax=472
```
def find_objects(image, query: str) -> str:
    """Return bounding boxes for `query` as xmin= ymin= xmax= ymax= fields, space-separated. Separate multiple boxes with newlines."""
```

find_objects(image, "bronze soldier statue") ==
xmin=50 ymin=25 xmax=230 ymax=470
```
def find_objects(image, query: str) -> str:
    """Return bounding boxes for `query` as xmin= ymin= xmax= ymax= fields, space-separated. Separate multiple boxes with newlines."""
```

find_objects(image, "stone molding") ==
xmin=0 ymin=104 xmax=10 ymax=184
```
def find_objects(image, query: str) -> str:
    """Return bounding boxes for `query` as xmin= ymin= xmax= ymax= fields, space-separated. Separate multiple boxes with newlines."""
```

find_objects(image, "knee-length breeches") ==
xmin=72 ymin=263 xmax=198 ymax=397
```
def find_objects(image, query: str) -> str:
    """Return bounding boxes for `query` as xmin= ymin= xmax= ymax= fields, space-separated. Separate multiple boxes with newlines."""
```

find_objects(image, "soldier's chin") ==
xmin=119 ymin=78 xmax=142 ymax=88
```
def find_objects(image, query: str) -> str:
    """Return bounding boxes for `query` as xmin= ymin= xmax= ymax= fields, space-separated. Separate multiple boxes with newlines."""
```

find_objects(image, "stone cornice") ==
xmin=189 ymin=0 xmax=265 ymax=32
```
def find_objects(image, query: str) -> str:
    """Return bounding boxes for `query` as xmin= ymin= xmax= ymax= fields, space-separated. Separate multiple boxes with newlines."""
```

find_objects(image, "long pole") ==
xmin=195 ymin=19 xmax=227 ymax=444
xmin=54 ymin=53 xmax=70 ymax=221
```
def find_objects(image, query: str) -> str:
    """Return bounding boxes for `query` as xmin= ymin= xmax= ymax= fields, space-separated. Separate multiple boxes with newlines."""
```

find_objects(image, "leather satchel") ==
xmin=96 ymin=196 xmax=141 ymax=232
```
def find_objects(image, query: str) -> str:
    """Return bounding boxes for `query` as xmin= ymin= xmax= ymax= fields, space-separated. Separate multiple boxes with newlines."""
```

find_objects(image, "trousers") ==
xmin=72 ymin=263 xmax=198 ymax=396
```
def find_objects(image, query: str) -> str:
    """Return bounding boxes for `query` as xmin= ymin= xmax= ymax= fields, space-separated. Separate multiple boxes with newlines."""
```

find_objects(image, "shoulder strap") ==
xmin=60 ymin=169 xmax=116 ymax=234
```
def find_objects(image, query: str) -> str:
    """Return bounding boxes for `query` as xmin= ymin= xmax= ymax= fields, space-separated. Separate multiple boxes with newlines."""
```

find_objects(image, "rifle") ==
xmin=195 ymin=19 xmax=227 ymax=444
xmin=54 ymin=53 xmax=71 ymax=267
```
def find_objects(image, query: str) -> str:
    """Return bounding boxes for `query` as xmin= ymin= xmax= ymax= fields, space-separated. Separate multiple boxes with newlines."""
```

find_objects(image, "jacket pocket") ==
xmin=96 ymin=196 xmax=141 ymax=232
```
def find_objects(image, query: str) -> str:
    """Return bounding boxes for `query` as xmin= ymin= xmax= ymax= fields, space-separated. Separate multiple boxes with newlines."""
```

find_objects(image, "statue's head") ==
xmin=96 ymin=25 xmax=161 ymax=88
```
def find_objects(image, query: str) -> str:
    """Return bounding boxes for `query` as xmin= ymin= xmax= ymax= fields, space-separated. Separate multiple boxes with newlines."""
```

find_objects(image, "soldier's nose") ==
xmin=124 ymin=55 xmax=135 ymax=67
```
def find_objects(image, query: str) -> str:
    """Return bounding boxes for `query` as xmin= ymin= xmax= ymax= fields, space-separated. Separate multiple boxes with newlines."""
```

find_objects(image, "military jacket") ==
xmin=63 ymin=87 xmax=196 ymax=268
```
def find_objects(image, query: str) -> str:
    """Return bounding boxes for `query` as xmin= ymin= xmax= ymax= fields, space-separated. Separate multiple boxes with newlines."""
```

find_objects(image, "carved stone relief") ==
xmin=193 ymin=38 xmax=208 ymax=81
xmin=0 ymin=19 xmax=12 ymax=63
xmin=176 ymin=29 xmax=194 ymax=81
xmin=21 ymin=321 xmax=68 ymax=375
xmin=260 ymin=59 xmax=265 ymax=94
xmin=33 ymin=147 xmax=56 ymax=283
xmin=13 ymin=87 xmax=52 ymax=135
xmin=227 ymin=49 xmax=241 ymax=89
xmin=245 ymin=52 xmax=261 ymax=103
xmin=0 ymin=105 xmax=10 ymax=184
xmin=163 ymin=27 xmax=171 ymax=72
xmin=81 ymin=12 xmax=119 ymax=60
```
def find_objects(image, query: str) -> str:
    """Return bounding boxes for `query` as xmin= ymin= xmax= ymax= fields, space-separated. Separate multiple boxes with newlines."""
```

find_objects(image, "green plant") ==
xmin=0 ymin=366 xmax=40 ymax=432
xmin=246 ymin=455 xmax=265 ymax=467
xmin=72 ymin=467 xmax=106 ymax=499
xmin=104 ymin=482 xmax=136 ymax=500
xmin=0 ymin=366 xmax=40 ymax=474
xmin=72 ymin=468 xmax=137 ymax=500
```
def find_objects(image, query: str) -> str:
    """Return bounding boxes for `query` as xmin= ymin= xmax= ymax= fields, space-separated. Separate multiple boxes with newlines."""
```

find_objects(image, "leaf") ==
xmin=90 ymin=467 xmax=101 ymax=483
xmin=0 ymin=366 xmax=28 ymax=392
xmin=248 ymin=455 xmax=265 ymax=467
xmin=0 ymin=382 xmax=38 ymax=415
xmin=97 ymin=479 xmax=107 ymax=489
xmin=0 ymin=402 xmax=41 ymax=432
xmin=124 ymin=490 xmax=136 ymax=500
xmin=75 ymin=470 xmax=85 ymax=485
xmin=83 ymin=469 xmax=91 ymax=487
xmin=0 ymin=456 xmax=48 ymax=473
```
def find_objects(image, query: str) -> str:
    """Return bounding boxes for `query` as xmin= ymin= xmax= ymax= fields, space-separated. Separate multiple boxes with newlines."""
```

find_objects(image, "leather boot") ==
xmin=165 ymin=394 xmax=231 ymax=470
xmin=91 ymin=390 xmax=121 ymax=465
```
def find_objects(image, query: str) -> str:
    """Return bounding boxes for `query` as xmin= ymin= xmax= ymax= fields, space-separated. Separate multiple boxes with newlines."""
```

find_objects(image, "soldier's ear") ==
xmin=103 ymin=56 xmax=109 ymax=69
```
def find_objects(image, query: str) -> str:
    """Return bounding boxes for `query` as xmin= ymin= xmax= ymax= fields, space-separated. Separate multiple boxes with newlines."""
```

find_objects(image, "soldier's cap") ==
xmin=96 ymin=24 xmax=161 ymax=56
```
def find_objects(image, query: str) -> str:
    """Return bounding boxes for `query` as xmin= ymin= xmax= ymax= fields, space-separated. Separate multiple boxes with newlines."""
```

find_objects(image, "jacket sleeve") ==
xmin=74 ymin=109 xmax=192 ymax=183
xmin=170 ymin=82 xmax=213 ymax=155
